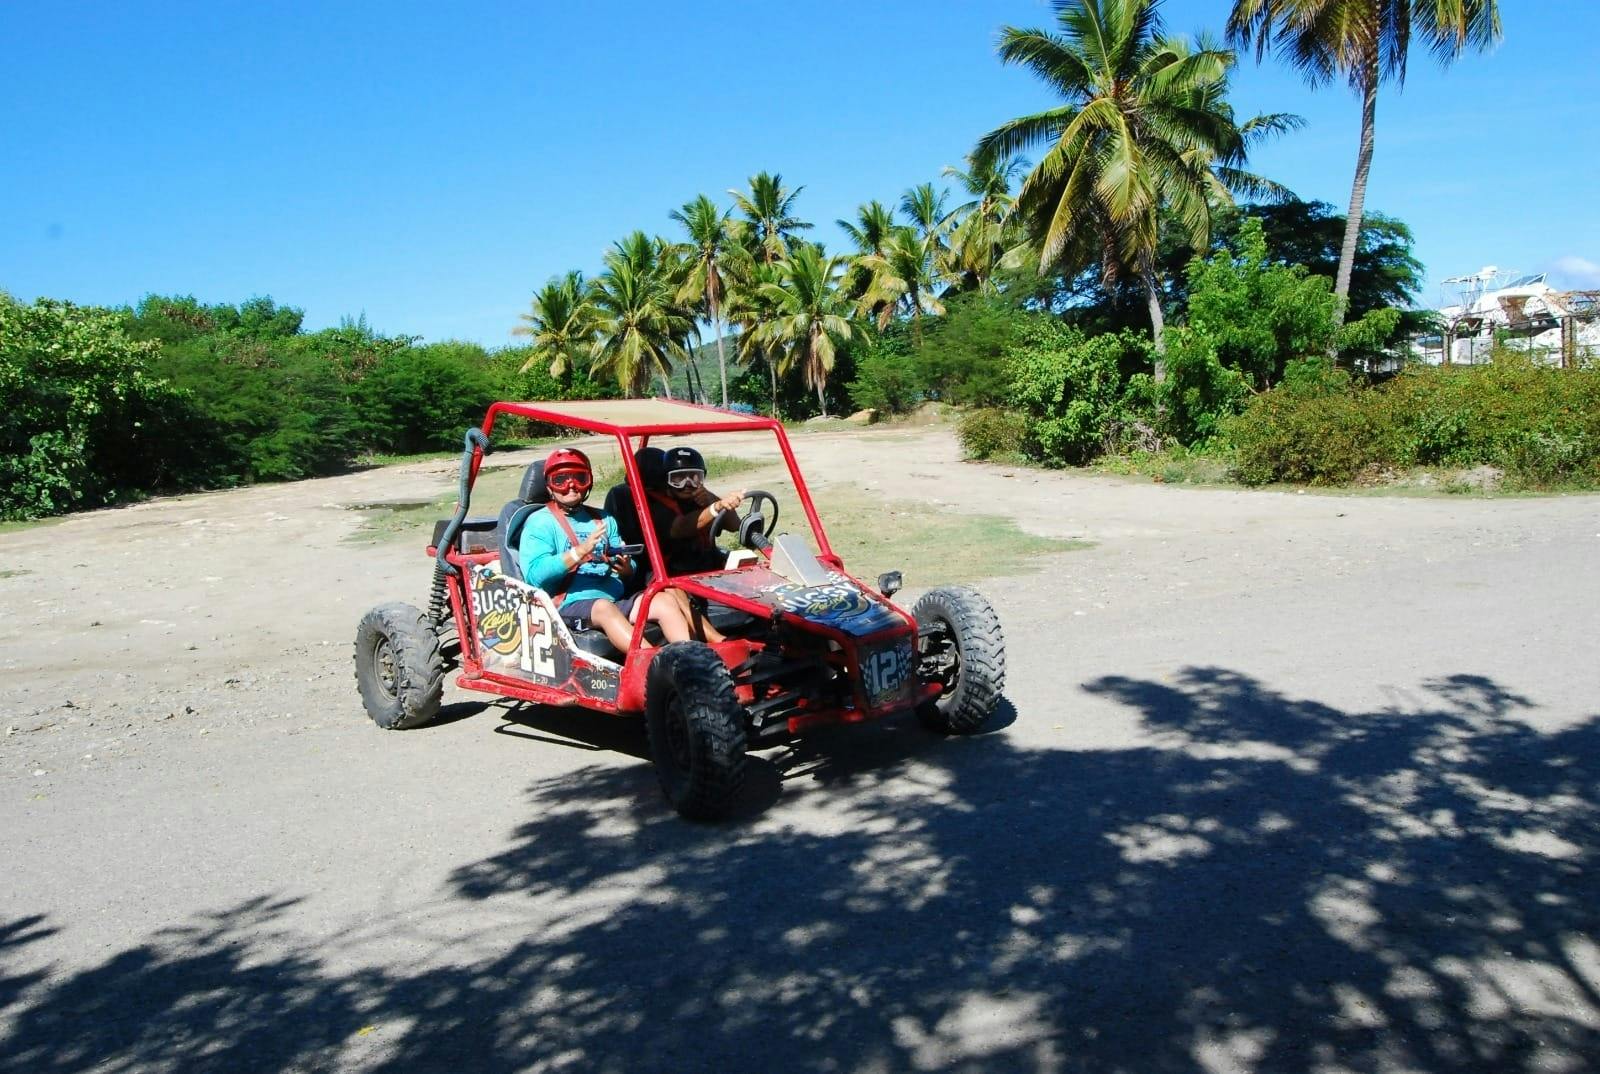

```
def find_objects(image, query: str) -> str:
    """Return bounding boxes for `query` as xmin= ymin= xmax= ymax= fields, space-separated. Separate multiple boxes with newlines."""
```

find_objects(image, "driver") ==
xmin=520 ymin=448 xmax=705 ymax=653
xmin=647 ymin=446 xmax=746 ymax=576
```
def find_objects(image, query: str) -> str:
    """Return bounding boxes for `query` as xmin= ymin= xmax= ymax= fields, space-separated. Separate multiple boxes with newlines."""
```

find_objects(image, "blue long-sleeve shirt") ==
xmin=519 ymin=505 xmax=625 ymax=604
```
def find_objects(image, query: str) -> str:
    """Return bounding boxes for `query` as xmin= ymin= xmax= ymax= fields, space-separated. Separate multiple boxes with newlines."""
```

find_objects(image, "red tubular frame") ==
xmin=441 ymin=400 xmax=919 ymax=725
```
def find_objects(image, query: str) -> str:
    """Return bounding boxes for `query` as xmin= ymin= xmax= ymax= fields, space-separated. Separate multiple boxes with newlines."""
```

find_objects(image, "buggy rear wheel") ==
xmin=355 ymin=602 xmax=445 ymax=730
xmin=645 ymin=642 xmax=747 ymax=820
xmin=912 ymin=586 xmax=1006 ymax=734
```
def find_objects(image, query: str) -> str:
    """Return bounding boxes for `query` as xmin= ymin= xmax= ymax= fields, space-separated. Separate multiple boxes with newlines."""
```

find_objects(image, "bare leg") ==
xmin=631 ymin=591 xmax=692 ymax=644
xmin=673 ymin=590 xmax=727 ymax=643
xmin=587 ymin=600 xmax=636 ymax=653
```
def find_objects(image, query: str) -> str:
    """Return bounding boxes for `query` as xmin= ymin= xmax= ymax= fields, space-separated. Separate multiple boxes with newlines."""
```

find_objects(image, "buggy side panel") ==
xmin=467 ymin=566 xmax=619 ymax=704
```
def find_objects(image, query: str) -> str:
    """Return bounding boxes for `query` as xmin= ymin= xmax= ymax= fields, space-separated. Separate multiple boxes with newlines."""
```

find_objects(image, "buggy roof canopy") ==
xmin=484 ymin=398 xmax=777 ymax=437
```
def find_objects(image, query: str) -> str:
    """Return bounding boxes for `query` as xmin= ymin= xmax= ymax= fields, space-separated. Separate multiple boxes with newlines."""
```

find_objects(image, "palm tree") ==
xmin=856 ymin=226 xmax=949 ymax=339
xmin=899 ymin=182 xmax=954 ymax=268
xmin=512 ymin=270 xmax=594 ymax=379
xmin=729 ymin=172 xmax=812 ymax=264
xmin=724 ymin=257 xmax=785 ymax=415
xmin=589 ymin=232 xmax=692 ymax=397
xmin=837 ymin=200 xmax=897 ymax=258
xmin=1228 ymin=0 xmax=1501 ymax=321
xmin=943 ymin=154 xmax=1029 ymax=294
xmin=975 ymin=0 xmax=1262 ymax=372
xmin=670 ymin=194 xmax=736 ymax=406
xmin=753 ymin=245 xmax=856 ymax=414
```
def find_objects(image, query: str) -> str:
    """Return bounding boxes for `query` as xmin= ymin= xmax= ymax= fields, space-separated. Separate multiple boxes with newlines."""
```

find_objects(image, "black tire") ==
xmin=912 ymin=586 xmax=1006 ymax=734
xmin=354 ymin=602 xmax=446 ymax=730
xmin=644 ymin=642 xmax=748 ymax=820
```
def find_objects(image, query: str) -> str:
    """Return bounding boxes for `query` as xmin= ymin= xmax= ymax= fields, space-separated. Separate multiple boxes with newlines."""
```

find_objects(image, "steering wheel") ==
xmin=712 ymin=490 xmax=780 ymax=552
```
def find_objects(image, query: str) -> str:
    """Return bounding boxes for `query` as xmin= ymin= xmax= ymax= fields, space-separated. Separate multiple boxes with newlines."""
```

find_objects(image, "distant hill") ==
xmin=667 ymin=331 xmax=739 ymax=403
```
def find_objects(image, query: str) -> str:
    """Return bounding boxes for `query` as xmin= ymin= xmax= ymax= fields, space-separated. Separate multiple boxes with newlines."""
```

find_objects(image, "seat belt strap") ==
xmin=545 ymin=503 xmax=590 ymax=608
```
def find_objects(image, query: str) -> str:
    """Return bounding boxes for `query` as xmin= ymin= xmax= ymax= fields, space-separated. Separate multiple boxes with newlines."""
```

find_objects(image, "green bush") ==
xmin=913 ymin=294 xmax=1024 ymax=407
xmin=1005 ymin=321 xmax=1148 ymax=465
xmin=1226 ymin=356 xmax=1600 ymax=487
xmin=352 ymin=341 xmax=499 ymax=455
xmin=1157 ymin=328 xmax=1251 ymax=445
xmin=847 ymin=330 xmax=922 ymax=415
xmin=0 ymin=298 xmax=209 ymax=519
xmin=958 ymin=408 xmax=1028 ymax=460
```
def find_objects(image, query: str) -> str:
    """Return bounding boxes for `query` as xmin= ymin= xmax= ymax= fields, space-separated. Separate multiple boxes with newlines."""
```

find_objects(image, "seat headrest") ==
xmin=518 ymin=460 xmax=549 ymax=504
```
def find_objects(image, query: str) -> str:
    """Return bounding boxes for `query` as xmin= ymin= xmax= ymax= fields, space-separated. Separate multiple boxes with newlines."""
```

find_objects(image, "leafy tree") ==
xmin=352 ymin=342 xmax=500 ymax=455
xmin=513 ymin=271 xmax=595 ymax=380
xmin=976 ymin=0 xmax=1274 ymax=371
xmin=1159 ymin=217 xmax=1400 ymax=440
xmin=728 ymin=172 xmax=811 ymax=264
xmin=913 ymin=292 xmax=1029 ymax=408
xmin=1229 ymin=198 xmax=1425 ymax=338
xmin=751 ymin=245 xmax=857 ymax=414
xmin=1 ymin=299 xmax=209 ymax=519
xmin=670 ymin=194 xmax=737 ymax=406
xmin=1227 ymin=0 xmax=1501 ymax=318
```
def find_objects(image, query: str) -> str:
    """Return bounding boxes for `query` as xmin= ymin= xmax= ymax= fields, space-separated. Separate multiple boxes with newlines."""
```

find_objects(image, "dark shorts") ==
xmin=559 ymin=593 xmax=638 ymax=626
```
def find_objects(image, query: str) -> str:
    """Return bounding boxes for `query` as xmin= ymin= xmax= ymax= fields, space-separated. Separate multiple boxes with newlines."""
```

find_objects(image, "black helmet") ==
xmin=633 ymin=446 xmax=667 ymax=489
xmin=663 ymin=445 xmax=706 ymax=479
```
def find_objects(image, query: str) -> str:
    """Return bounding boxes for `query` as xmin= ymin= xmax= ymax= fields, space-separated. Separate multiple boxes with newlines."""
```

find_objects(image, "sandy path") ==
xmin=3 ymin=424 xmax=1597 ymax=1073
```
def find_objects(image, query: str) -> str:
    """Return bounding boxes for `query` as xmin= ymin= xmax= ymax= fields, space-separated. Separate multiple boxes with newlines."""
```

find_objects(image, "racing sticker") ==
xmin=861 ymin=639 xmax=915 ymax=707
xmin=762 ymin=573 xmax=902 ymax=636
xmin=469 ymin=566 xmax=618 ymax=703
xmin=471 ymin=570 xmax=527 ymax=672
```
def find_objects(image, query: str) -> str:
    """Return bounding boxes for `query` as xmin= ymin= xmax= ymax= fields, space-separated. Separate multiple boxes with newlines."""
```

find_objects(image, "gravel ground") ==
xmin=2 ymin=424 xmax=1597 ymax=1073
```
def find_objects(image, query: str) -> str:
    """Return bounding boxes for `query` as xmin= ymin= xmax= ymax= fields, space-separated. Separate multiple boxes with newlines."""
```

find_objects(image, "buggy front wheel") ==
xmin=912 ymin=586 xmax=1006 ymax=734
xmin=644 ymin=642 xmax=747 ymax=820
xmin=354 ymin=602 xmax=445 ymax=730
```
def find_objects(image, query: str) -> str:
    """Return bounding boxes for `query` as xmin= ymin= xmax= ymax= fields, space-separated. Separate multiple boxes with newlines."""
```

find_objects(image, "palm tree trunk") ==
xmin=767 ymin=354 xmax=778 ymax=416
xmin=815 ymin=376 xmax=827 ymax=415
xmin=710 ymin=302 xmax=730 ymax=407
xmin=1335 ymin=64 xmax=1379 ymax=324
xmin=1139 ymin=251 xmax=1167 ymax=380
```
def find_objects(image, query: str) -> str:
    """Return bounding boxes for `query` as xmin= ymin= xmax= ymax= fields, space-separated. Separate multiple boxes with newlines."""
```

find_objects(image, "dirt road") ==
xmin=3 ymin=425 xmax=1597 ymax=1073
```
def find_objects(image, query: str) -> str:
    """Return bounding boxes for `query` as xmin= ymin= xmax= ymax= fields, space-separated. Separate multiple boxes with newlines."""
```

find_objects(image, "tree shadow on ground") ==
xmin=3 ymin=670 xmax=1597 ymax=1072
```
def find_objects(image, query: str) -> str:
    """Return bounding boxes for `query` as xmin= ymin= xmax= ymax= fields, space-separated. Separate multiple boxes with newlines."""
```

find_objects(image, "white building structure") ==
xmin=1414 ymin=266 xmax=1599 ymax=367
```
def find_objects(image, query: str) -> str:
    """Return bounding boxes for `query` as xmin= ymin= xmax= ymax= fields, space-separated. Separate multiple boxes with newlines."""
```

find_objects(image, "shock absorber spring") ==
xmin=427 ymin=563 xmax=450 ymax=627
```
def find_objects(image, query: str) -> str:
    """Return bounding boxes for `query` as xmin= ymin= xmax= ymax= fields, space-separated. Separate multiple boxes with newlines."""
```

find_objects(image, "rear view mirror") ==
xmin=877 ymin=571 xmax=903 ymax=598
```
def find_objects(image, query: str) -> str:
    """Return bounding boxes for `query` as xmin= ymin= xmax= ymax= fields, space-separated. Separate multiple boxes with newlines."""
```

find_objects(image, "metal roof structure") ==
xmin=483 ymin=398 xmax=775 ymax=437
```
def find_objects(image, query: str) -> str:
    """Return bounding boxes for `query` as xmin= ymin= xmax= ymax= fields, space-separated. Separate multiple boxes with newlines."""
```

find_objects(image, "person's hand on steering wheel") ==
xmin=711 ymin=489 xmax=745 ymax=525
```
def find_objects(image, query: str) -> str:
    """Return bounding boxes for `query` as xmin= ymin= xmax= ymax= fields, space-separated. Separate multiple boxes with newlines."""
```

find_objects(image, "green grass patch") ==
xmin=347 ymin=452 xmax=764 ymax=543
xmin=1093 ymin=449 xmax=1236 ymax=486
xmin=0 ymin=515 xmax=65 ymax=536
xmin=812 ymin=486 xmax=1087 ymax=586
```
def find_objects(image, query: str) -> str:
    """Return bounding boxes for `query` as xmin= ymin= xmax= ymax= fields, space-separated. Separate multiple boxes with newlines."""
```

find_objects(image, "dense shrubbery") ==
xmin=1228 ymin=355 xmax=1600 ymax=487
xmin=0 ymin=293 xmax=621 ymax=521
xmin=1 ymin=298 xmax=214 ymax=519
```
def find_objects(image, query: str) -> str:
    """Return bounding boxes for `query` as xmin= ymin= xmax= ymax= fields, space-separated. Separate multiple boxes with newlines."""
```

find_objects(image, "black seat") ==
xmin=496 ymin=460 xmax=549 ymax=582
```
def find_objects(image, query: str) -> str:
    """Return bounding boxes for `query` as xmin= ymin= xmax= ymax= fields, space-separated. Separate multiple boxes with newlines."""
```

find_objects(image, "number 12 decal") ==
xmin=518 ymin=599 xmax=557 ymax=678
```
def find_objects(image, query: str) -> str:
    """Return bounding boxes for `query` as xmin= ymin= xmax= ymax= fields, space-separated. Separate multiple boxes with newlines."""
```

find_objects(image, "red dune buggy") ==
xmin=354 ymin=399 xmax=1006 ymax=819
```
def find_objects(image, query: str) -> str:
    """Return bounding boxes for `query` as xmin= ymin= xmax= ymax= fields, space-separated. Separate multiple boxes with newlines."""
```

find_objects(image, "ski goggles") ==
xmin=546 ymin=469 xmax=592 ymax=493
xmin=666 ymin=468 xmax=706 ymax=490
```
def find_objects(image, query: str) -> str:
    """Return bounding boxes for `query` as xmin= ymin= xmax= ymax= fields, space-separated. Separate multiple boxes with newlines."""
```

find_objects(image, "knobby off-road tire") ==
xmin=354 ymin=602 xmax=446 ymax=730
xmin=645 ymin=642 xmax=748 ymax=820
xmin=912 ymin=585 xmax=1006 ymax=735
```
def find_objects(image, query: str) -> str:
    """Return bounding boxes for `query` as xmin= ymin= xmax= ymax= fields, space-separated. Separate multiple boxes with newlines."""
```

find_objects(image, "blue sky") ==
xmin=2 ymin=1 xmax=1596 ymax=346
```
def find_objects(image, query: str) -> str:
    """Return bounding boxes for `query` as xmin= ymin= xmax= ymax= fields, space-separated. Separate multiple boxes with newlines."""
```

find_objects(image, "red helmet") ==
xmin=544 ymin=448 xmax=592 ymax=490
